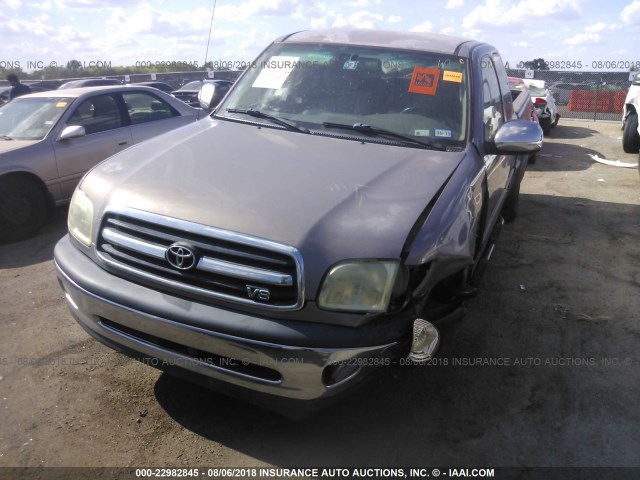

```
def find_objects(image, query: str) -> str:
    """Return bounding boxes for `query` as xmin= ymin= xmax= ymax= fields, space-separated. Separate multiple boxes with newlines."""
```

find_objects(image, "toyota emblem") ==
xmin=165 ymin=243 xmax=199 ymax=271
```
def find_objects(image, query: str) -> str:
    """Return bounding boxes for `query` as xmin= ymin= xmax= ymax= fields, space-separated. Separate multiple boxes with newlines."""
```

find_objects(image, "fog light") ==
xmin=407 ymin=319 xmax=439 ymax=363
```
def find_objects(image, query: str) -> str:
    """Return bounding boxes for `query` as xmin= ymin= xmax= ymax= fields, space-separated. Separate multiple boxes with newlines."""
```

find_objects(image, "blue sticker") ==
xmin=343 ymin=60 xmax=358 ymax=70
xmin=435 ymin=129 xmax=452 ymax=138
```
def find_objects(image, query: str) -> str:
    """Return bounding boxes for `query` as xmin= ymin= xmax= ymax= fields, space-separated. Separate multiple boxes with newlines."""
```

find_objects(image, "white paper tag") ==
xmin=252 ymin=56 xmax=300 ymax=89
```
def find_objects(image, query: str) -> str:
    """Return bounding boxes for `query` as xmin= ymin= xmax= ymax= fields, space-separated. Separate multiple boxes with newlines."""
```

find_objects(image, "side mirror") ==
xmin=59 ymin=125 xmax=86 ymax=141
xmin=198 ymin=83 xmax=217 ymax=110
xmin=489 ymin=119 xmax=543 ymax=154
xmin=633 ymin=73 xmax=640 ymax=86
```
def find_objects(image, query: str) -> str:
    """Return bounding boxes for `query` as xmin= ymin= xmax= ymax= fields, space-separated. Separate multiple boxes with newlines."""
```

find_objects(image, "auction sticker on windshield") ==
xmin=443 ymin=70 xmax=463 ymax=83
xmin=408 ymin=67 xmax=440 ymax=95
xmin=252 ymin=56 xmax=300 ymax=89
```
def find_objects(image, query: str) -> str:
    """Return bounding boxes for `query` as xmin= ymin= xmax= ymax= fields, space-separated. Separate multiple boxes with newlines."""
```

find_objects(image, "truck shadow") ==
xmin=0 ymin=207 xmax=68 ymax=269
xmin=153 ymin=193 xmax=640 ymax=466
xmin=529 ymin=143 xmax=599 ymax=172
xmin=544 ymin=124 xmax=598 ymax=140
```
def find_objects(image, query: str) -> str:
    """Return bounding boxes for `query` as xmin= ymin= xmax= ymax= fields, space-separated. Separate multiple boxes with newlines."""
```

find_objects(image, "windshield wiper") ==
xmin=322 ymin=122 xmax=446 ymax=151
xmin=225 ymin=108 xmax=310 ymax=133
xmin=0 ymin=135 xmax=13 ymax=141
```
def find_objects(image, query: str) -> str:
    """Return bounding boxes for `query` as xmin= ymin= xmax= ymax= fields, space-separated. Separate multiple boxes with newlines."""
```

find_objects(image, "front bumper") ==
xmin=54 ymin=235 xmax=404 ymax=407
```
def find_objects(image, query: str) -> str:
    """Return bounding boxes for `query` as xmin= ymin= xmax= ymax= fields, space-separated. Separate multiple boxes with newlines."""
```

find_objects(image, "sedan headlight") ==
xmin=68 ymin=189 xmax=94 ymax=247
xmin=318 ymin=260 xmax=399 ymax=313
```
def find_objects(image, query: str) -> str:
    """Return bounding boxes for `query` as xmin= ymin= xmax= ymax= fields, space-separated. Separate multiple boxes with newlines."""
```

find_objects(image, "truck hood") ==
xmin=85 ymin=118 xmax=465 ymax=272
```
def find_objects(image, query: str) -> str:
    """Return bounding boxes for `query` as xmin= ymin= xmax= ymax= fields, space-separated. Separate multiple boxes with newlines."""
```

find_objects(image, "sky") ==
xmin=2 ymin=0 xmax=640 ymax=73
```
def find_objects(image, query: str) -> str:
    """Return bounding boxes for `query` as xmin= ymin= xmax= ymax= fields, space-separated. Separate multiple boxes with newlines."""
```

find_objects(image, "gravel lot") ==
xmin=0 ymin=119 xmax=638 ymax=476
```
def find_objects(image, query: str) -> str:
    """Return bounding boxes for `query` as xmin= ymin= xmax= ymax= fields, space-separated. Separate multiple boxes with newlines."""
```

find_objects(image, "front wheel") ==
xmin=0 ymin=177 xmax=49 ymax=243
xmin=622 ymin=113 xmax=640 ymax=154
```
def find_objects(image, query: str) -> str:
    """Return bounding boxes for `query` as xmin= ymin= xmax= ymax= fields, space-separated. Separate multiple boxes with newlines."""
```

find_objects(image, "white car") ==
xmin=622 ymin=73 xmax=640 ymax=155
xmin=524 ymin=79 xmax=559 ymax=136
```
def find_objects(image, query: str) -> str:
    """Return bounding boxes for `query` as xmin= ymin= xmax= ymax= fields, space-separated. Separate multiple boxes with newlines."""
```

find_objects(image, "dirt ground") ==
xmin=0 ymin=119 xmax=639 ymax=476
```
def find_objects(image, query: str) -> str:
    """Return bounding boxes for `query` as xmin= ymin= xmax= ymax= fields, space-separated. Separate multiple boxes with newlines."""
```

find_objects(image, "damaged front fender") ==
xmin=403 ymin=152 xmax=486 ymax=298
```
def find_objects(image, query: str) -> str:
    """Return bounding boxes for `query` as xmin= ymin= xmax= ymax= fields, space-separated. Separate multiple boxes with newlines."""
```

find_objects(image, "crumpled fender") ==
xmin=402 ymin=150 xmax=485 ymax=290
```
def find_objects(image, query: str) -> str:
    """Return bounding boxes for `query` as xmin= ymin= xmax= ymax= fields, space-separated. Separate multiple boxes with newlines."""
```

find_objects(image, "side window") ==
xmin=122 ymin=92 xmax=178 ymax=125
xmin=492 ymin=53 xmax=514 ymax=120
xmin=481 ymin=55 xmax=504 ymax=142
xmin=67 ymin=94 xmax=123 ymax=135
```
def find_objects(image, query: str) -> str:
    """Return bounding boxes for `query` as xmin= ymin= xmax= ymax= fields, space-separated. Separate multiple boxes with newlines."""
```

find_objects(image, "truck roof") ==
xmin=280 ymin=29 xmax=481 ymax=57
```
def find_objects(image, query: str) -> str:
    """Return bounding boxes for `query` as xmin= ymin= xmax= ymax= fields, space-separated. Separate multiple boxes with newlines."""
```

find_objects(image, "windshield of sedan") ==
xmin=177 ymin=81 xmax=202 ymax=91
xmin=218 ymin=42 xmax=469 ymax=145
xmin=528 ymin=86 xmax=548 ymax=97
xmin=0 ymin=97 xmax=72 ymax=140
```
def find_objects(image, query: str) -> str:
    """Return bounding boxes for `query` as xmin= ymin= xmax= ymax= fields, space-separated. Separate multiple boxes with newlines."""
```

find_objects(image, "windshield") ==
xmin=218 ymin=42 xmax=469 ymax=145
xmin=177 ymin=81 xmax=202 ymax=91
xmin=528 ymin=86 xmax=548 ymax=96
xmin=0 ymin=97 xmax=72 ymax=140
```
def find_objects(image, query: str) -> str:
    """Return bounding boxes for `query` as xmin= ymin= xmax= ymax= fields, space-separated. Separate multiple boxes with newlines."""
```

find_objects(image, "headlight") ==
xmin=318 ymin=260 xmax=399 ymax=313
xmin=68 ymin=189 xmax=94 ymax=247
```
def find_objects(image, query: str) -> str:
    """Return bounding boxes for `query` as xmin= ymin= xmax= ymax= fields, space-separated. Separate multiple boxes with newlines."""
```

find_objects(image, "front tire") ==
xmin=622 ymin=113 xmax=640 ymax=154
xmin=0 ymin=177 xmax=49 ymax=243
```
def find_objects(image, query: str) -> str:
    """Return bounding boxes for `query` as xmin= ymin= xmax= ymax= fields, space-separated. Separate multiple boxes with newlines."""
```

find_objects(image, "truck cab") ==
xmin=55 ymin=30 xmax=541 ymax=415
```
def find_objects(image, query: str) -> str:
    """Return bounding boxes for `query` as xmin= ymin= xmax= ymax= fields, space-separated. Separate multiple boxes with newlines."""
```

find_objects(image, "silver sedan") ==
xmin=0 ymin=85 xmax=208 ymax=243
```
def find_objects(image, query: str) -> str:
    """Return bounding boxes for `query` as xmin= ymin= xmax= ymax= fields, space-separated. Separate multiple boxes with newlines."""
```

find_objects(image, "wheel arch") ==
xmin=0 ymin=170 xmax=55 ymax=208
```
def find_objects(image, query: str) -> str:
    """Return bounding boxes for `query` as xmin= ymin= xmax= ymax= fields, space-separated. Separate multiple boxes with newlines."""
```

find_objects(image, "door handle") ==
xmin=118 ymin=140 xmax=129 ymax=146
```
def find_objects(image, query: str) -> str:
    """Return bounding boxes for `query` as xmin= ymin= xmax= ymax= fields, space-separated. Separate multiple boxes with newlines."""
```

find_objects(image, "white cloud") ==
xmin=463 ymin=0 xmax=583 ymax=29
xmin=6 ymin=0 xmax=22 ymax=8
xmin=446 ymin=0 xmax=463 ymax=8
xmin=410 ymin=20 xmax=433 ymax=32
xmin=387 ymin=15 xmax=401 ymax=23
xmin=53 ymin=0 xmax=141 ymax=9
xmin=346 ymin=0 xmax=369 ymax=6
xmin=332 ymin=10 xmax=383 ymax=29
xmin=0 ymin=16 xmax=53 ymax=37
xmin=215 ymin=0 xmax=297 ymax=22
xmin=585 ymin=22 xmax=609 ymax=32
xmin=564 ymin=31 xmax=601 ymax=46
xmin=621 ymin=0 xmax=640 ymax=24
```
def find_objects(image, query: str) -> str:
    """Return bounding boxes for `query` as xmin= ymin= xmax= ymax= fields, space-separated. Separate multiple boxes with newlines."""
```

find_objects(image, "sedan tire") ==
xmin=0 ymin=177 xmax=49 ymax=243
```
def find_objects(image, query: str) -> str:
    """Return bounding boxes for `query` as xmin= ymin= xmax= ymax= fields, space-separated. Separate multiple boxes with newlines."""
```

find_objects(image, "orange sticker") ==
xmin=408 ymin=67 xmax=440 ymax=95
xmin=443 ymin=70 xmax=463 ymax=83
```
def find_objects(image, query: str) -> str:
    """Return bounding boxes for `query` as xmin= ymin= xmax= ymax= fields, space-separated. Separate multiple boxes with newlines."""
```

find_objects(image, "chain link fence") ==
xmin=507 ymin=69 xmax=635 ymax=122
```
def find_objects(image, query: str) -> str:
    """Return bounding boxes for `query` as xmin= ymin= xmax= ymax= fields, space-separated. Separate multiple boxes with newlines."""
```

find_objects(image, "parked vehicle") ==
xmin=0 ymin=86 xmax=208 ymax=243
xmin=548 ymin=82 xmax=590 ymax=105
xmin=0 ymin=86 xmax=10 ymax=105
xmin=508 ymin=77 xmax=538 ymax=122
xmin=59 ymin=78 xmax=122 ymax=89
xmin=24 ymin=80 xmax=63 ymax=93
xmin=507 ymin=77 xmax=540 ymax=162
xmin=55 ymin=30 xmax=541 ymax=415
xmin=622 ymin=72 xmax=640 ymax=157
xmin=128 ymin=81 xmax=175 ymax=93
xmin=524 ymin=80 xmax=559 ymax=136
xmin=197 ymin=80 xmax=233 ymax=110
xmin=171 ymin=79 xmax=233 ymax=107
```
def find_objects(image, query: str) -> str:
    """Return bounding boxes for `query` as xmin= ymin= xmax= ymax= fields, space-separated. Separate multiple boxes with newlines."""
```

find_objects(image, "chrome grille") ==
xmin=96 ymin=207 xmax=304 ymax=310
